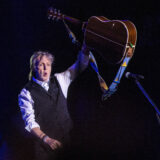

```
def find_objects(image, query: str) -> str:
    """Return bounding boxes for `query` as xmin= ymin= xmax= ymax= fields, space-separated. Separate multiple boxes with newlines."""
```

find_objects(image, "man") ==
xmin=18 ymin=44 xmax=90 ymax=160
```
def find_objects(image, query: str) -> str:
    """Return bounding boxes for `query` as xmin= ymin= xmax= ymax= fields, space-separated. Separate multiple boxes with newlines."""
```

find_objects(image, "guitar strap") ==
xmin=63 ymin=19 xmax=135 ymax=101
xmin=63 ymin=19 xmax=79 ymax=44
xmin=89 ymin=45 xmax=134 ymax=101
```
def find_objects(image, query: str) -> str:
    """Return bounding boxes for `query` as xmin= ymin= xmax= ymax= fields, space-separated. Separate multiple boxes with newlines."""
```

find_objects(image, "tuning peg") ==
xmin=48 ymin=15 xmax=52 ymax=20
xmin=52 ymin=16 xmax=56 ymax=21
xmin=48 ymin=7 xmax=54 ymax=15
xmin=55 ymin=10 xmax=60 ymax=20
xmin=58 ymin=10 xmax=61 ymax=15
xmin=47 ymin=7 xmax=63 ymax=21
xmin=54 ymin=9 xmax=57 ymax=15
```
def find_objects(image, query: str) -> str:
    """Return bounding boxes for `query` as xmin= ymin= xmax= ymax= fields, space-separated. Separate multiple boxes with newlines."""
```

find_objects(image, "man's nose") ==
xmin=43 ymin=64 xmax=47 ymax=70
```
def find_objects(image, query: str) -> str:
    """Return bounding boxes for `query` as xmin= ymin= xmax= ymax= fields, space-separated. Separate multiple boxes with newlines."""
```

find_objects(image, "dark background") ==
xmin=0 ymin=0 xmax=160 ymax=160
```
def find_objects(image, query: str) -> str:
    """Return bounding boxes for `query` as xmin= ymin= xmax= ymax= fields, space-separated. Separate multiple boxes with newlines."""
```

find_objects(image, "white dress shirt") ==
xmin=18 ymin=52 xmax=89 ymax=132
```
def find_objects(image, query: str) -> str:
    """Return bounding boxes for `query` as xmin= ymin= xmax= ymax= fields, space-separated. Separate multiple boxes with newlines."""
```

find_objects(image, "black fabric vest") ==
xmin=24 ymin=76 xmax=73 ymax=142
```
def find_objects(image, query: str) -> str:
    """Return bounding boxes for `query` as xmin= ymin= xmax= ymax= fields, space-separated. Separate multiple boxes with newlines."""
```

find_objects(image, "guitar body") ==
xmin=47 ymin=8 xmax=137 ymax=64
xmin=84 ymin=16 xmax=137 ymax=64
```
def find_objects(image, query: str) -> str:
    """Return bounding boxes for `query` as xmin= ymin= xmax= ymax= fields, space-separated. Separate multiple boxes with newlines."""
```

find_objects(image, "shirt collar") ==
xmin=32 ymin=77 xmax=49 ymax=91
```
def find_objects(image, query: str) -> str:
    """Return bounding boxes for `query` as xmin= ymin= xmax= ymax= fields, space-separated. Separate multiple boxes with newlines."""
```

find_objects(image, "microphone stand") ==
xmin=134 ymin=79 xmax=160 ymax=124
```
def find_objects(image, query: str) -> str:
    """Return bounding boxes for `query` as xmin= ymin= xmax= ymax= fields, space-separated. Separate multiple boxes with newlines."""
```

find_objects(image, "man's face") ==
xmin=35 ymin=55 xmax=52 ymax=82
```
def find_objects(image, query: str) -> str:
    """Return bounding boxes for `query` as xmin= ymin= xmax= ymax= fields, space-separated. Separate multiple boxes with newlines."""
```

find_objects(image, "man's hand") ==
xmin=126 ymin=46 xmax=134 ymax=57
xmin=31 ymin=128 xmax=62 ymax=150
xmin=43 ymin=136 xmax=62 ymax=150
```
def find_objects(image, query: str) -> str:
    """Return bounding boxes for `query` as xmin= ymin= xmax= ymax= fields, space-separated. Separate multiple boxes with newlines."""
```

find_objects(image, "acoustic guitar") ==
xmin=48 ymin=8 xmax=137 ymax=64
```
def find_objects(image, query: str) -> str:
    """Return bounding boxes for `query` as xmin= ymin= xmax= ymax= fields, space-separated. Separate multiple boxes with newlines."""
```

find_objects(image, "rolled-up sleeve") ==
xmin=18 ymin=88 xmax=40 ymax=132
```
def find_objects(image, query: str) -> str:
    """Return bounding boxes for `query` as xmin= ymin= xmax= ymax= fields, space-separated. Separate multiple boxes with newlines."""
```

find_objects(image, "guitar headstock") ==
xmin=48 ymin=7 xmax=64 ymax=21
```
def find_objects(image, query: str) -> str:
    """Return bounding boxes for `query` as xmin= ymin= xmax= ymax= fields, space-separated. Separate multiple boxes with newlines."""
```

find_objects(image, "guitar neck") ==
xmin=63 ymin=15 xmax=82 ymax=25
xmin=48 ymin=7 xmax=87 ymax=30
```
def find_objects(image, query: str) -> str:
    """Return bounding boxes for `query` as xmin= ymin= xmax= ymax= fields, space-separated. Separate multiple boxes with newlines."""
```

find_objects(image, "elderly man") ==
xmin=18 ymin=44 xmax=89 ymax=160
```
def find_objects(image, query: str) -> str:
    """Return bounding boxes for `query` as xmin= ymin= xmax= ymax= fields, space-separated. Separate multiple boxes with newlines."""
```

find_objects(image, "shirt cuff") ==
xmin=25 ymin=122 xmax=40 ymax=132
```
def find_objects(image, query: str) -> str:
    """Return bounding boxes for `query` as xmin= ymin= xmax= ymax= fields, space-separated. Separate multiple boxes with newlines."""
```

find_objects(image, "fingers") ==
xmin=54 ymin=140 xmax=62 ymax=148
xmin=51 ymin=141 xmax=62 ymax=150
xmin=47 ymin=138 xmax=62 ymax=150
xmin=50 ymin=141 xmax=58 ymax=150
xmin=51 ymin=140 xmax=62 ymax=149
xmin=42 ymin=136 xmax=62 ymax=150
xmin=126 ymin=47 xmax=133 ymax=57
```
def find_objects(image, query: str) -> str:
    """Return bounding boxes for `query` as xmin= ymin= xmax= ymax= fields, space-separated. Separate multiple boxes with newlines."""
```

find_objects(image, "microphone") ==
xmin=125 ymin=72 xmax=144 ymax=80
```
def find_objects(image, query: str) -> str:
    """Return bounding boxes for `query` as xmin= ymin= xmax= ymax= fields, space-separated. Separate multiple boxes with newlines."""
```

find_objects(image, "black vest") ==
xmin=25 ymin=76 xmax=73 ymax=142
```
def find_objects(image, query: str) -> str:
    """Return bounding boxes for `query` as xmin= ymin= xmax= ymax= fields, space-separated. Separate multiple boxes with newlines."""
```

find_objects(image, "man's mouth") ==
xmin=43 ymin=72 xmax=48 ymax=77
